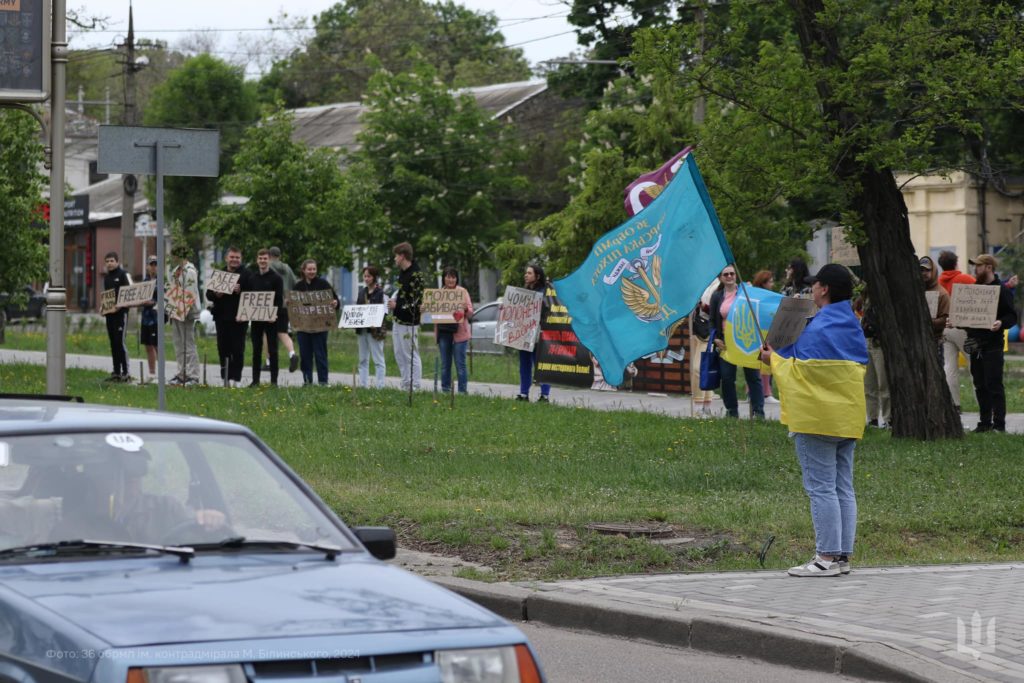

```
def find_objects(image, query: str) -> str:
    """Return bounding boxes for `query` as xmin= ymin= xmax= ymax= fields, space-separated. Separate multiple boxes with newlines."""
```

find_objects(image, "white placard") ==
xmin=237 ymin=291 xmax=278 ymax=322
xmin=207 ymin=270 xmax=241 ymax=295
xmin=925 ymin=290 xmax=939 ymax=319
xmin=495 ymin=287 xmax=544 ymax=352
xmin=950 ymin=284 xmax=1000 ymax=329
xmin=339 ymin=304 xmax=387 ymax=329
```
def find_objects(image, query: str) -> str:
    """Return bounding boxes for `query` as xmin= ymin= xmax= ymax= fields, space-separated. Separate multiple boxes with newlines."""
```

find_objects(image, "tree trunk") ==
xmin=854 ymin=169 xmax=962 ymax=439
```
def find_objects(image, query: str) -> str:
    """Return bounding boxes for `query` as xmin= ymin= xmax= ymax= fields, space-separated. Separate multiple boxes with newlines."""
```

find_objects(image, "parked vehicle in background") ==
xmin=0 ymin=396 xmax=546 ymax=683
xmin=469 ymin=300 xmax=505 ymax=354
xmin=1 ymin=286 xmax=47 ymax=320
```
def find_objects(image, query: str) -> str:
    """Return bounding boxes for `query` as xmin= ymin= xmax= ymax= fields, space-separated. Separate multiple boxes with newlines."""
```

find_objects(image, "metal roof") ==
xmin=290 ymin=80 xmax=548 ymax=152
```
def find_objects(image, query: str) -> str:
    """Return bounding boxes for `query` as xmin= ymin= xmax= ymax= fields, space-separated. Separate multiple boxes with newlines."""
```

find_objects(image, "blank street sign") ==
xmin=97 ymin=126 xmax=220 ymax=177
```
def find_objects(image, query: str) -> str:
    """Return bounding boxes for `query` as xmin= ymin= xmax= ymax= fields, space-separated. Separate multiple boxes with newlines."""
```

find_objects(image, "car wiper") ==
xmin=0 ymin=540 xmax=195 ymax=564
xmin=195 ymin=536 xmax=342 ymax=561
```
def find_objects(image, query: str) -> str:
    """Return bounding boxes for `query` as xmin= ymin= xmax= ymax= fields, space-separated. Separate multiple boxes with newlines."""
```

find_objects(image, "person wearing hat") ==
xmin=760 ymin=263 xmax=868 ymax=577
xmin=919 ymin=256 xmax=950 ymax=365
xmin=960 ymin=253 xmax=1017 ymax=433
xmin=167 ymin=243 xmax=201 ymax=386
xmin=139 ymin=256 xmax=160 ymax=380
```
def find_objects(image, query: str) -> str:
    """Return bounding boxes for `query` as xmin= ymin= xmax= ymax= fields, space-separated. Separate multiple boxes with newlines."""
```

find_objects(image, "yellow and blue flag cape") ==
xmin=770 ymin=302 xmax=869 ymax=439
xmin=554 ymin=154 xmax=733 ymax=385
xmin=721 ymin=284 xmax=784 ymax=370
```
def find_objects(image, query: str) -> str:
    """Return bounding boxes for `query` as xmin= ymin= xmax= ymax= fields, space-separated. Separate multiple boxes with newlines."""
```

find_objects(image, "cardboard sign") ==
xmin=340 ymin=304 xmax=387 ymax=329
xmin=237 ymin=291 xmax=278 ymax=322
xmin=950 ymin=284 xmax=1000 ymax=329
xmin=207 ymin=270 xmax=240 ymax=295
xmin=100 ymin=289 xmax=118 ymax=315
xmin=422 ymin=288 xmax=464 ymax=323
xmin=925 ymin=290 xmax=939 ymax=319
xmin=534 ymin=285 xmax=594 ymax=387
xmin=830 ymin=226 xmax=860 ymax=267
xmin=495 ymin=286 xmax=544 ymax=352
xmin=766 ymin=297 xmax=818 ymax=349
xmin=287 ymin=289 xmax=337 ymax=333
xmin=116 ymin=280 xmax=156 ymax=308
xmin=166 ymin=284 xmax=197 ymax=322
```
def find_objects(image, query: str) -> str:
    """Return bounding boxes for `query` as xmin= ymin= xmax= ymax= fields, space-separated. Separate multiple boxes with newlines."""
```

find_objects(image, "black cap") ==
xmin=804 ymin=263 xmax=852 ymax=289
xmin=147 ymin=256 xmax=158 ymax=264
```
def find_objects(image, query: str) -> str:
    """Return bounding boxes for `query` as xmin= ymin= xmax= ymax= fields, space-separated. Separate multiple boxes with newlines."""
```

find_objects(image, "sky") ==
xmin=67 ymin=0 xmax=584 ymax=77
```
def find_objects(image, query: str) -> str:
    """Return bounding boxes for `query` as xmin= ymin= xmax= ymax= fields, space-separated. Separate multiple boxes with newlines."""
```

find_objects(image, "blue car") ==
xmin=0 ymin=397 xmax=545 ymax=683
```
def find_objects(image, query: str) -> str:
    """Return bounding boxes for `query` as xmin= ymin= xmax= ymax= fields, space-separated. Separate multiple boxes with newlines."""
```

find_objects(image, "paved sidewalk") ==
xmin=2 ymin=348 xmax=1021 ymax=434
xmin=426 ymin=562 xmax=1024 ymax=682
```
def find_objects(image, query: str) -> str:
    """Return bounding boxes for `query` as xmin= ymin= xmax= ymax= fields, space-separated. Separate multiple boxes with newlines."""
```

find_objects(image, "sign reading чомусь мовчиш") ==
xmin=0 ymin=0 xmax=50 ymax=104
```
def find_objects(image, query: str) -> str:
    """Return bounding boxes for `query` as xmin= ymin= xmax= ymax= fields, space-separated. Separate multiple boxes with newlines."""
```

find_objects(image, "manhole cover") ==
xmin=585 ymin=522 xmax=674 ymax=538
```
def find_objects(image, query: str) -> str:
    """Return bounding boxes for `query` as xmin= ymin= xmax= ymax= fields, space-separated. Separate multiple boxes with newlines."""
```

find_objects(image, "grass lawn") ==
xmin=1 ymin=321 xmax=522 ymax=385
xmin=1 ymin=362 xmax=1021 ymax=581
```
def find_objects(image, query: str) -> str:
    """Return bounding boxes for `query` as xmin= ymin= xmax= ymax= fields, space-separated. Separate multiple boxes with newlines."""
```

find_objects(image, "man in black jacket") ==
xmin=246 ymin=249 xmax=284 ymax=386
xmin=292 ymin=259 xmax=339 ymax=386
xmin=964 ymin=253 xmax=1018 ymax=433
xmin=207 ymin=246 xmax=249 ymax=387
xmin=387 ymin=242 xmax=424 ymax=391
xmin=101 ymin=252 xmax=132 ymax=382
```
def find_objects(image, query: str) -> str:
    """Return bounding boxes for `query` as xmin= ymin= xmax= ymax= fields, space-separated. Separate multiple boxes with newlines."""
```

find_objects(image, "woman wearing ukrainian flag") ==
xmin=760 ymin=264 xmax=868 ymax=578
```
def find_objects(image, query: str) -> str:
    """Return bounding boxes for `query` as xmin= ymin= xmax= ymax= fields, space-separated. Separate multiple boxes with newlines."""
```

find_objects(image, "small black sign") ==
xmin=64 ymin=195 xmax=89 ymax=228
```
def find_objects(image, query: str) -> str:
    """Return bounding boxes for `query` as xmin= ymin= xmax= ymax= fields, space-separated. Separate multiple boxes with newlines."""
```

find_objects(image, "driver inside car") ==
xmin=113 ymin=451 xmax=227 ymax=543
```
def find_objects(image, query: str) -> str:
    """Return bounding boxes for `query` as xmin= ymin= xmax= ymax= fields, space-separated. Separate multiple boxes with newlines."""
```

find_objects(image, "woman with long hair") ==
xmin=709 ymin=265 xmax=765 ymax=419
xmin=516 ymin=263 xmax=551 ymax=402
xmin=781 ymin=258 xmax=812 ymax=297
xmin=355 ymin=265 xmax=386 ymax=388
xmin=435 ymin=266 xmax=473 ymax=393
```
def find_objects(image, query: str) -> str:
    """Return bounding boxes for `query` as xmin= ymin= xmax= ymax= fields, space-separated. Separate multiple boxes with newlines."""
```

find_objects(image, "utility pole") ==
xmin=119 ymin=2 xmax=139 ymax=277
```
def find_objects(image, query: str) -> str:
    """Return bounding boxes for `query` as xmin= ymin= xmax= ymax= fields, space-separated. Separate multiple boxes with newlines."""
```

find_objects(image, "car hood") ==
xmin=0 ymin=554 xmax=503 ymax=647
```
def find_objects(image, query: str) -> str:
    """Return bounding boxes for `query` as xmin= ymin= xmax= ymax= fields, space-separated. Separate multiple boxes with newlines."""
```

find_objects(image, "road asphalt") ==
xmin=3 ymin=347 xmax=1023 ymax=680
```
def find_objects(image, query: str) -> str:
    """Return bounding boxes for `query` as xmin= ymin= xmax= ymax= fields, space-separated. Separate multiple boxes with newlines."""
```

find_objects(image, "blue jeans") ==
xmin=518 ymin=349 xmax=550 ymax=397
xmin=437 ymin=332 xmax=468 ymax=393
xmin=297 ymin=331 xmax=329 ymax=385
xmin=719 ymin=359 xmax=765 ymax=417
xmin=793 ymin=433 xmax=857 ymax=556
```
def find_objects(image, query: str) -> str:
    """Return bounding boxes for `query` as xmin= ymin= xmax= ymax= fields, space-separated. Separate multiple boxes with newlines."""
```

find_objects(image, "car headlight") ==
xmin=126 ymin=665 xmax=247 ymax=683
xmin=438 ymin=645 xmax=542 ymax=683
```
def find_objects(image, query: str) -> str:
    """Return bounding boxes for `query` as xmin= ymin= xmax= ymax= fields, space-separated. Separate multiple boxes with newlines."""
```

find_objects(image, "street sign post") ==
xmin=98 ymin=125 xmax=220 ymax=409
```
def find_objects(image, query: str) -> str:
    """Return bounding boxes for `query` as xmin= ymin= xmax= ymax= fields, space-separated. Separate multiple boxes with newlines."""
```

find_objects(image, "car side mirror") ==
xmin=352 ymin=526 xmax=396 ymax=560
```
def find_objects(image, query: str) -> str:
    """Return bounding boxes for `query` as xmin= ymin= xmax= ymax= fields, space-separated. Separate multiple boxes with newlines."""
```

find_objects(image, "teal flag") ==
xmin=554 ymin=155 xmax=733 ymax=386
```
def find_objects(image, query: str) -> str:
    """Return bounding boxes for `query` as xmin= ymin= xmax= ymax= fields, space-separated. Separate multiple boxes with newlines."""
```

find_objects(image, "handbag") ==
xmin=691 ymin=310 xmax=711 ymax=341
xmin=699 ymin=329 xmax=721 ymax=391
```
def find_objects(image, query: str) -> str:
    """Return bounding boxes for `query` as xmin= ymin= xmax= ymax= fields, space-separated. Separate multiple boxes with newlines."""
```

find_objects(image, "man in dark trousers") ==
xmin=246 ymin=248 xmax=284 ymax=387
xmin=207 ymin=246 xmax=249 ymax=387
xmin=962 ymin=253 xmax=1018 ymax=433
xmin=387 ymin=242 xmax=424 ymax=391
xmin=292 ymin=258 xmax=339 ymax=386
xmin=101 ymin=252 xmax=132 ymax=382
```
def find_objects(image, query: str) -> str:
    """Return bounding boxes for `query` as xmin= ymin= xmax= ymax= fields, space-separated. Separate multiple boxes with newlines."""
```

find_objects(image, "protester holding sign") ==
xmin=207 ymin=246 xmax=249 ymax=387
xmin=101 ymin=252 xmax=132 ymax=383
xmin=516 ymin=264 xmax=551 ymax=403
xmin=140 ymin=256 xmax=160 ymax=381
xmin=267 ymin=246 xmax=300 ymax=374
xmin=937 ymin=250 xmax=976 ymax=414
xmin=433 ymin=267 xmax=473 ymax=394
xmin=355 ymin=265 xmax=387 ymax=388
xmin=292 ymin=259 xmax=339 ymax=386
xmin=246 ymin=249 xmax=285 ymax=387
xmin=167 ymin=244 xmax=202 ymax=387
xmin=710 ymin=266 xmax=765 ymax=419
xmin=388 ymin=242 xmax=425 ymax=392
xmin=920 ymin=256 xmax=949 ymax=364
xmin=958 ymin=254 xmax=1018 ymax=433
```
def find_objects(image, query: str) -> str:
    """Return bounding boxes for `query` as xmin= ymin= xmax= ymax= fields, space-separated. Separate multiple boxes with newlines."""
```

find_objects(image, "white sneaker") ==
xmin=764 ymin=395 xmax=780 ymax=404
xmin=787 ymin=555 xmax=840 ymax=577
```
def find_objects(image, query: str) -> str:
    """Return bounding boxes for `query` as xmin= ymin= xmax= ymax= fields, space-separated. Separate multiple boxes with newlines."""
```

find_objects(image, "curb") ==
xmin=431 ymin=576 xmax=988 ymax=682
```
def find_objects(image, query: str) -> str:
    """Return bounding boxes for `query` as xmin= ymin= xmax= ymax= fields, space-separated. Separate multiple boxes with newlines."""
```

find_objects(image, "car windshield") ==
xmin=0 ymin=431 xmax=354 ymax=554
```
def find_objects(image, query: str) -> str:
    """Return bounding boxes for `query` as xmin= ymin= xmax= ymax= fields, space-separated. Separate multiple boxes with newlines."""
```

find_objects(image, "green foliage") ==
xmin=355 ymin=56 xmax=528 ymax=275
xmin=0 ymin=110 xmax=48 ymax=299
xmin=142 ymin=54 xmax=259 ymax=244
xmin=197 ymin=112 xmax=386 ymax=268
xmin=258 ymin=0 xmax=530 ymax=108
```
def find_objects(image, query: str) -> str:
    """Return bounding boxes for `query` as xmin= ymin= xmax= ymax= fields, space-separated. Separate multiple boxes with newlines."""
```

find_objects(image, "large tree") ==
xmin=196 ymin=112 xmax=385 ymax=269
xmin=354 ymin=56 xmax=527 ymax=286
xmin=627 ymin=0 xmax=1024 ymax=439
xmin=142 ymin=54 xmax=259 ymax=245
xmin=259 ymin=0 xmax=530 ymax=108
xmin=0 ymin=110 xmax=48 ymax=334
